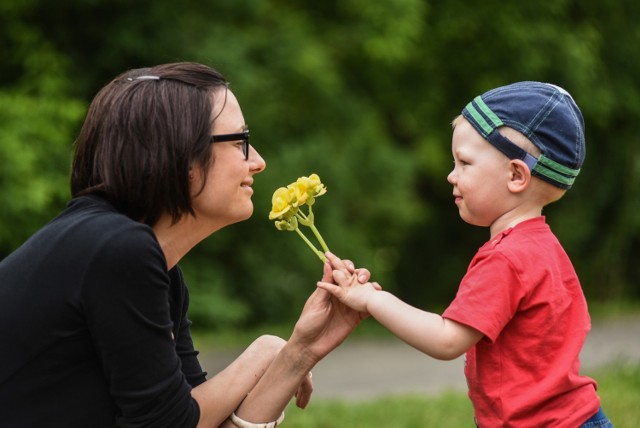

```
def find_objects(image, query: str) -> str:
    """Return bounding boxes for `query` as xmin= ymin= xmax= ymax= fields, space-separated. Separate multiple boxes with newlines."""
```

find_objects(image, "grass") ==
xmin=284 ymin=391 xmax=473 ymax=427
xmin=282 ymin=363 xmax=640 ymax=427
xmin=585 ymin=363 xmax=640 ymax=427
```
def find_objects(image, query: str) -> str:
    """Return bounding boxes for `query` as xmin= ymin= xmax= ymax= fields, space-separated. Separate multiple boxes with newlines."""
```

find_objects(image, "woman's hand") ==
xmin=294 ymin=371 xmax=314 ymax=409
xmin=288 ymin=254 xmax=374 ymax=365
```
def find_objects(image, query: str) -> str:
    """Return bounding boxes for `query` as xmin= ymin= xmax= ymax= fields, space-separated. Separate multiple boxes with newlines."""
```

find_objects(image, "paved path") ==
xmin=198 ymin=314 xmax=640 ymax=401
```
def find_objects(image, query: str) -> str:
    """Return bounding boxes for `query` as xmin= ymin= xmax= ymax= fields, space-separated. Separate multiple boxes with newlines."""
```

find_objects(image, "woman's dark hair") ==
xmin=71 ymin=62 xmax=229 ymax=226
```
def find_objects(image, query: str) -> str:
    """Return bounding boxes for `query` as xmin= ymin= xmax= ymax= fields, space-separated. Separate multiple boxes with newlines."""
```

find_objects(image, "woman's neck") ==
xmin=152 ymin=213 xmax=221 ymax=270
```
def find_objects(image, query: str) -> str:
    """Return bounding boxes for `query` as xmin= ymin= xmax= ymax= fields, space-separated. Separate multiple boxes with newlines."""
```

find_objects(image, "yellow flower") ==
xmin=293 ymin=174 xmax=327 ymax=207
xmin=269 ymin=187 xmax=294 ymax=220
xmin=268 ymin=173 xmax=330 ymax=263
xmin=308 ymin=173 xmax=327 ymax=197
xmin=287 ymin=180 xmax=309 ymax=207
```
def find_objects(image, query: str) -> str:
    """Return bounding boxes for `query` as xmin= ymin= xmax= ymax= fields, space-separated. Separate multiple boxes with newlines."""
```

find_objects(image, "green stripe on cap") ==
xmin=464 ymin=102 xmax=494 ymax=136
xmin=532 ymin=154 xmax=579 ymax=186
xmin=536 ymin=154 xmax=581 ymax=177
xmin=474 ymin=96 xmax=504 ymax=129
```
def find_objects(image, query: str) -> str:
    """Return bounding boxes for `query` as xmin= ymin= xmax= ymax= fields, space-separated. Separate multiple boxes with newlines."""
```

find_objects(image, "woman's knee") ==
xmin=250 ymin=335 xmax=286 ymax=357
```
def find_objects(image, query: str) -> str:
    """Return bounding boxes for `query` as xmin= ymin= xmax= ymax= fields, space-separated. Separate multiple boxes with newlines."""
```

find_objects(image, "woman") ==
xmin=0 ymin=62 xmax=369 ymax=427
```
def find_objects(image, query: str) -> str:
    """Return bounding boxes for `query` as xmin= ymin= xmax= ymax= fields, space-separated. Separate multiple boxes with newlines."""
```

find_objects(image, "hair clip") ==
xmin=127 ymin=75 xmax=161 ymax=81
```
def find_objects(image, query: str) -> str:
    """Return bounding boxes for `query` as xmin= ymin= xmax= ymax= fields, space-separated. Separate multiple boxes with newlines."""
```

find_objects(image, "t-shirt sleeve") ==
xmin=81 ymin=225 xmax=200 ymax=428
xmin=442 ymin=249 xmax=527 ymax=342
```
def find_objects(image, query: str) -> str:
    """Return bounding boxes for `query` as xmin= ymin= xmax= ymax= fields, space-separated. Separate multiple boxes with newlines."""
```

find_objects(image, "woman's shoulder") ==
xmin=58 ymin=195 xmax=162 ymax=262
xmin=63 ymin=197 xmax=170 ymax=294
xmin=65 ymin=194 xmax=153 ymax=232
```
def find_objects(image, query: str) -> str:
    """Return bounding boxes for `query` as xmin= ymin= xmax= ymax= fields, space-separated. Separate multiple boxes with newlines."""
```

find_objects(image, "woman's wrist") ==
xmin=279 ymin=338 xmax=318 ymax=373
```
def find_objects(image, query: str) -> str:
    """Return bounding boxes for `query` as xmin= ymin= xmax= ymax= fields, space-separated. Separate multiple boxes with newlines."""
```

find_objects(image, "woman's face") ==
xmin=190 ymin=88 xmax=266 ymax=228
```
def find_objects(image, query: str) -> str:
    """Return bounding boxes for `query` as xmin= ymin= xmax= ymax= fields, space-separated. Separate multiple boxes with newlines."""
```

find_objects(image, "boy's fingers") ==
xmin=326 ymin=253 xmax=370 ymax=283
xmin=342 ymin=259 xmax=356 ymax=272
xmin=356 ymin=268 xmax=371 ymax=283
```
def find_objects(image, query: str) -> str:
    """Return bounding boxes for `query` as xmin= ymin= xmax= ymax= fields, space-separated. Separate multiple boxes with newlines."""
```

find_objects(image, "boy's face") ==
xmin=447 ymin=118 xmax=512 ymax=228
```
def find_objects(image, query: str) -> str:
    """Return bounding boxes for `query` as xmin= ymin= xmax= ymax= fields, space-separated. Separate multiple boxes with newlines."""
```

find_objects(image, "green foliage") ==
xmin=0 ymin=91 xmax=84 ymax=254
xmin=1 ymin=0 xmax=639 ymax=328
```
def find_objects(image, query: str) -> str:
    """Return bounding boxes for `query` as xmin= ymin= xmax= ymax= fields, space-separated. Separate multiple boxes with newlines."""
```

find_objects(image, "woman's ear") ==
xmin=507 ymin=159 xmax=531 ymax=193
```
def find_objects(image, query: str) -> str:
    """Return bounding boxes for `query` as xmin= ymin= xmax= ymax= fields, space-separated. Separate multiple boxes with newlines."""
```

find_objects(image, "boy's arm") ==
xmin=317 ymin=252 xmax=483 ymax=361
xmin=366 ymin=290 xmax=483 ymax=360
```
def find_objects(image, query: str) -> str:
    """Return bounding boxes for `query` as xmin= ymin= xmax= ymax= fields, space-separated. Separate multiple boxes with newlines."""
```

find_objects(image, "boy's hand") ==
xmin=316 ymin=252 xmax=381 ymax=313
xmin=333 ymin=254 xmax=372 ymax=284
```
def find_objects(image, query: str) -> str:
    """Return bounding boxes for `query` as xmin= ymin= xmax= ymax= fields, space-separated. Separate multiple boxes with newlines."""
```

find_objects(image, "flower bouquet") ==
xmin=268 ymin=174 xmax=330 ymax=263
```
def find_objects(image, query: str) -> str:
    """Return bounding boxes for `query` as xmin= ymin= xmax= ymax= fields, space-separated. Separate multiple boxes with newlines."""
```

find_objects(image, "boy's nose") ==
xmin=447 ymin=169 xmax=456 ymax=184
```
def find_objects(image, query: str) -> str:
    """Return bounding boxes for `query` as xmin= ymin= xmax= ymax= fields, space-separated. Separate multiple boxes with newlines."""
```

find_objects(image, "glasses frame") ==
xmin=210 ymin=130 xmax=250 ymax=160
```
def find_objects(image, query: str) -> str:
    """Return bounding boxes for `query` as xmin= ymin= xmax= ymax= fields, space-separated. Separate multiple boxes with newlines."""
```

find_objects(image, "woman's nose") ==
xmin=250 ymin=145 xmax=266 ymax=173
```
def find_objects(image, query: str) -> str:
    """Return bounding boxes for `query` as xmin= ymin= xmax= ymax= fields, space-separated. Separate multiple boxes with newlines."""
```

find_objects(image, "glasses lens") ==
xmin=244 ymin=132 xmax=250 ymax=160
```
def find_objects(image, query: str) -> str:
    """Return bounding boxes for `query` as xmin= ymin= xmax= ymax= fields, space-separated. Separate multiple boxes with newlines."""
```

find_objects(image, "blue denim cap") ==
xmin=462 ymin=81 xmax=585 ymax=189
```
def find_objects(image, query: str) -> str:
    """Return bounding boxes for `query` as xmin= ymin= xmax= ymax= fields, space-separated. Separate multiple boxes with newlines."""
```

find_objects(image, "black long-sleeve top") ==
xmin=0 ymin=195 xmax=206 ymax=427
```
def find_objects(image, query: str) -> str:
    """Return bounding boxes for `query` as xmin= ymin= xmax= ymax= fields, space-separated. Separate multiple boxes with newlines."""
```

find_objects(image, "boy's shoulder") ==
xmin=482 ymin=217 xmax=563 ymax=258
xmin=479 ymin=217 xmax=574 ymax=272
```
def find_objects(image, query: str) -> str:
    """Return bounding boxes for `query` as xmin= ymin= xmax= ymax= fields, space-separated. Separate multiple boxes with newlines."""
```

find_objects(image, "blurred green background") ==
xmin=2 ymin=0 xmax=639 ymax=331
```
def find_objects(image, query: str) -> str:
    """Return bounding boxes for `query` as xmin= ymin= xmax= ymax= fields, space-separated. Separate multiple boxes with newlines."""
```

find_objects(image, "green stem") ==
xmin=305 ymin=205 xmax=329 ymax=253
xmin=294 ymin=227 xmax=327 ymax=263
xmin=310 ymin=223 xmax=330 ymax=254
xmin=295 ymin=210 xmax=312 ymax=227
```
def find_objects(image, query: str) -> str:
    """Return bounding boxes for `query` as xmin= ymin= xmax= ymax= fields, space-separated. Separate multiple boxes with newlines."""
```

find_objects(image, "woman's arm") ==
xmin=191 ymin=335 xmax=289 ymax=427
xmin=194 ymin=262 xmax=368 ymax=427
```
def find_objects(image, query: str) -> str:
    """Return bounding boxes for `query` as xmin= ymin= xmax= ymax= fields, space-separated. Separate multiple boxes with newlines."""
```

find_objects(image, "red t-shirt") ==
xmin=443 ymin=217 xmax=600 ymax=427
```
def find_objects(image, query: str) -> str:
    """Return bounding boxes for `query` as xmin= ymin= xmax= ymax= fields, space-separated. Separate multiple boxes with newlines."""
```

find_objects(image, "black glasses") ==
xmin=210 ymin=130 xmax=250 ymax=160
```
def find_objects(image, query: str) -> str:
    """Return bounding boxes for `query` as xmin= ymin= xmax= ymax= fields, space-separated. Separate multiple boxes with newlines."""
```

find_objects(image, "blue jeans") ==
xmin=580 ymin=408 xmax=613 ymax=428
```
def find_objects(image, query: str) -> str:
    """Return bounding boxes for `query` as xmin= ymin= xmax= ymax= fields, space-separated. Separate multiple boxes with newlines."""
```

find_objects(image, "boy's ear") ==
xmin=507 ymin=159 xmax=531 ymax=193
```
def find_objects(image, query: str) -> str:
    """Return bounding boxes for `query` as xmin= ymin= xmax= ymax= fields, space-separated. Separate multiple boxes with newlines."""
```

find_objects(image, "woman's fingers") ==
xmin=295 ymin=372 xmax=314 ymax=409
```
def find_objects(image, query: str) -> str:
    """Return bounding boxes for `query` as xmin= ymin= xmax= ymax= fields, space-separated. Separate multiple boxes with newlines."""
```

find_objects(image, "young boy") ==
xmin=318 ymin=82 xmax=612 ymax=427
